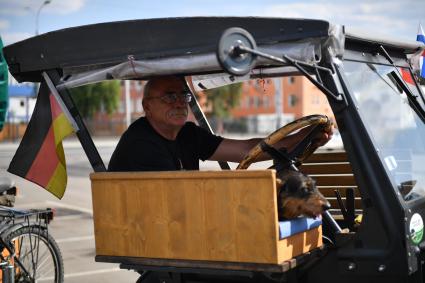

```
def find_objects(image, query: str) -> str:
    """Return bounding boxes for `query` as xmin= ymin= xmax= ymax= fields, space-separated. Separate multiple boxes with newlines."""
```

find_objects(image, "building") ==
xmin=230 ymin=76 xmax=334 ymax=134
xmin=0 ymin=75 xmax=36 ymax=141
xmin=7 ymin=74 xmax=37 ymax=123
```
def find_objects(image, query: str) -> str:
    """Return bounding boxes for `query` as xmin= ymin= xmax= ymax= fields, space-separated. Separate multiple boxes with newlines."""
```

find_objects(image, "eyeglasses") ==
xmin=147 ymin=92 xmax=192 ymax=104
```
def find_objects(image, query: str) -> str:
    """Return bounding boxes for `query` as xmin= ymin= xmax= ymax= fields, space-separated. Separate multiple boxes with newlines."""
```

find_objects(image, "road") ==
xmin=0 ymin=138 xmax=142 ymax=283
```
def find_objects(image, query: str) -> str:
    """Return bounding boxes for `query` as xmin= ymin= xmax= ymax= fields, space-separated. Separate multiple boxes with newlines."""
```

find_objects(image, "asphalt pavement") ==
xmin=0 ymin=137 xmax=141 ymax=283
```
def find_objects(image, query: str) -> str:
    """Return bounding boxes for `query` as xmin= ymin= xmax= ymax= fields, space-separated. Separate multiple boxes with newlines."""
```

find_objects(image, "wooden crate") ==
xmin=90 ymin=170 xmax=322 ymax=266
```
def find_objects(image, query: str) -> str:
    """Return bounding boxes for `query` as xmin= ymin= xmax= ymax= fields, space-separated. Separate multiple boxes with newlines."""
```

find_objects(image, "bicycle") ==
xmin=0 ymin=178 xmax=64 ymax=283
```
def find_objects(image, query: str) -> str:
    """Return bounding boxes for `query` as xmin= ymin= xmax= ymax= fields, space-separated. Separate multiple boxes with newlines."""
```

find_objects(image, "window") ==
xmin=245 ymin=97 xmax=250 ymax=108
xmin=343 ymin=61 xmax=425 ymax=202
xmin=249 ymin=96 xmax=255 ymax=108
xmin=263 ymin=96 xmax=270 ymax=108
xmin=288 ymin=94 xmax=297 ymax=107
xmin=312 ymin=94 xmax=320 ymax=105
xmin=135 ymin=81 xmax=143 ymax=92
xmin=118 ymin=101 xmax=124 ymax=113
xmin=253 ymin=96 xmax=259 ymax=108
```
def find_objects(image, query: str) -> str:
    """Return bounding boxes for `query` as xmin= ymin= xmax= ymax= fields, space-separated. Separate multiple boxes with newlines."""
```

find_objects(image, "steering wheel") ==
xmin=236 ymin=115 xmax=332 ymax=170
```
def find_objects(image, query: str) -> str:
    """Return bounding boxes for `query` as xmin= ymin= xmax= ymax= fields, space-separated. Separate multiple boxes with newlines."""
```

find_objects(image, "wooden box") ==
xmin=90 ymin=170 xmax=322 ymax=267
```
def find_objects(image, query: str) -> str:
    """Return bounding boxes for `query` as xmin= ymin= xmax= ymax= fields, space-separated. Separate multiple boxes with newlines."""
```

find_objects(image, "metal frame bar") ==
xmin=185 ymin=78 xmax=231 ymax=170
xmin=44 ymin=70 xmax=106 ymax=172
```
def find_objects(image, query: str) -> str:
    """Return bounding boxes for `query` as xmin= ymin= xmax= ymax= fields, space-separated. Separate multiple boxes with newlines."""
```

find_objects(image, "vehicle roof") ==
xmin=3 ymin=17 xmax=424 ymax=85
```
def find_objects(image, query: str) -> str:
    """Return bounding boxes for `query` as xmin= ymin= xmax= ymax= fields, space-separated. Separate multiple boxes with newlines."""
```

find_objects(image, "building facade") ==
xmin=230 ymin=76 xmax=334 ymax=134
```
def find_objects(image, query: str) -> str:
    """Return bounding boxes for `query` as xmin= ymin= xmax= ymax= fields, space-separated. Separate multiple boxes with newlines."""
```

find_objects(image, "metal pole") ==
xmin=35 ymin=0 xmax=52 ymax=35
xmin=274 ymin=77 xmax=283 ymax=128
xmin=125 ymin=80 xmax=131 ymax=127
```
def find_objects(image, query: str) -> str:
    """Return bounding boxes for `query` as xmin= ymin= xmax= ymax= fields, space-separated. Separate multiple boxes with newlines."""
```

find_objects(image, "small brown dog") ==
xmin=276 ymin=170 xmax=330 ymax=220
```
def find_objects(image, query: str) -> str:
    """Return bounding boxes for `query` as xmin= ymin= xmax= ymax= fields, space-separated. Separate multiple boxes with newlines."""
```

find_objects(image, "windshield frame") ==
xmin=338 ymin=50 xmax=425 ymax=207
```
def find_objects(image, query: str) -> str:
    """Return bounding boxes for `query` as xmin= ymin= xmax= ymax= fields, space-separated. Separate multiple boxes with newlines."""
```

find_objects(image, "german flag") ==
xmin=8 ymin=81 xmax=74 ymax=199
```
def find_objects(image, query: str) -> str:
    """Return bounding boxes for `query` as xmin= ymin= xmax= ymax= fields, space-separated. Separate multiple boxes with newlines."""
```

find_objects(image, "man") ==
xmin=108 ymin=76 xmax=332 ymax=171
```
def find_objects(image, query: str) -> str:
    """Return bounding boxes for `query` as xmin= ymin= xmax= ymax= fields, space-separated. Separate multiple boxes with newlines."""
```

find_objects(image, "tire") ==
xmin=4 ymin=225 xmax=64 ymax=283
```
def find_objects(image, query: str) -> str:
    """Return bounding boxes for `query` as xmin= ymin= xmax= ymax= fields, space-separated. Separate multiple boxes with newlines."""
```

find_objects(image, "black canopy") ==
xmin=3 ymin=17 xmax=423 ymax=84
xmin=3 ymin=17 xmax=332 ymax=82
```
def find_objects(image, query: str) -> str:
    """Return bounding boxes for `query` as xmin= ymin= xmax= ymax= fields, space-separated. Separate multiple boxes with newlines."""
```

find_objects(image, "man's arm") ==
xmin=209 ymin=126 xmax=333 ymax=163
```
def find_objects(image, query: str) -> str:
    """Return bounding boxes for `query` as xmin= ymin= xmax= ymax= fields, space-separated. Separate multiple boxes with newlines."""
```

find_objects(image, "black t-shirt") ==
xmin=108 ymin=117 xmax=223 ymax=171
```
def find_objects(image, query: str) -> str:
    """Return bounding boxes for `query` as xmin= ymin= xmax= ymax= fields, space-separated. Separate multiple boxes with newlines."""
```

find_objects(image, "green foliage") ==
xmin=203 ymin=83 xmax=243 ymax=118
xmin=70 ymin=81 xmax=120 ymax=118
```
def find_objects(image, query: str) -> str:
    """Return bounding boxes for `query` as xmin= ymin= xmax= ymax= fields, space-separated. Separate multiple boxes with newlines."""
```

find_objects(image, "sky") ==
xmin=0 ymin=0 xmax=424 ymax=46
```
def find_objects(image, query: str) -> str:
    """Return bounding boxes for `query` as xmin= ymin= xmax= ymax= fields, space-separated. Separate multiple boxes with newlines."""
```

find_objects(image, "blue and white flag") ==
xmin=418 ymin=24 xmax=425 ymax=78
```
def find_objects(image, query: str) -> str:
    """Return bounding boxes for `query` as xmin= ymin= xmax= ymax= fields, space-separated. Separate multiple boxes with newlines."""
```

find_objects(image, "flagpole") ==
xmin=417 ymin=23 xmax=425 ymax=79
xmin=42 ymin=72 xmax=79 ymax=132
xmin=44 ymin=70 xmax=107 ymax=172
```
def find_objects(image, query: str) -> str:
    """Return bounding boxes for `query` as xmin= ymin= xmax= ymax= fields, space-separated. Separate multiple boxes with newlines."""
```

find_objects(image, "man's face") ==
xmin=143 ymin=78 xmax=190 ymax=130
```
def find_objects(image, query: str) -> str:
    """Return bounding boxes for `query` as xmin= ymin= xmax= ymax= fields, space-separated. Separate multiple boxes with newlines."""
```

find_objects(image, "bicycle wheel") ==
xmin=4 ymin=225 xmax=64 ymax=283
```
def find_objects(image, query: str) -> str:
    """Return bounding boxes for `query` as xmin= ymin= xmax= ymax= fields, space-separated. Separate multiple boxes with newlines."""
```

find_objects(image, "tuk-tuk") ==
xmin=3 ymin=17 xmax=425 ymax=283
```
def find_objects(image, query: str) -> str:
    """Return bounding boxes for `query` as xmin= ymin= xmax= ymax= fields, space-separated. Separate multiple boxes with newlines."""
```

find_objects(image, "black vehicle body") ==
xmin=3 ymin=17 xmax=425 ymax=282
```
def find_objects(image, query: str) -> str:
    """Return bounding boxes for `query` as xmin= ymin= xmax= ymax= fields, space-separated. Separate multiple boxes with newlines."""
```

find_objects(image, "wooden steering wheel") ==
xmin=236 ymin=115 xmax=332 ymax=170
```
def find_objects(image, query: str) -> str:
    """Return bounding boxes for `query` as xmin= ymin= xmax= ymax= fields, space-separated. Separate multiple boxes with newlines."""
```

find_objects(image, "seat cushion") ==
xmin=279 ymin=216 xmax=322 ymax=239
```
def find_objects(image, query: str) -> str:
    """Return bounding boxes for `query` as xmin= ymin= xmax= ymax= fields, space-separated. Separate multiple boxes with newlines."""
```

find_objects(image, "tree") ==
xmin=203 ymin=83 xmax=243 ymax=118
xmin=70 ymin=81 xmax=120 ymax=118
xmin=202 ymin=82 xmax=243 ymax=133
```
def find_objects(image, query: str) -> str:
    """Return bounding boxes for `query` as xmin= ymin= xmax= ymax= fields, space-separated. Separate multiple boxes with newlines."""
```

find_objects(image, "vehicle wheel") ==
xmin=4 ymin=225 xmax=64 ymax=283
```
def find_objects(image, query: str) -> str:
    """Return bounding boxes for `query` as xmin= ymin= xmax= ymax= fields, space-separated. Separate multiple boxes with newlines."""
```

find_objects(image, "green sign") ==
xmin=0 ymin=36 xmax=8 ymax=131
xmin=410 ymin=213 xmax=424 ymax=245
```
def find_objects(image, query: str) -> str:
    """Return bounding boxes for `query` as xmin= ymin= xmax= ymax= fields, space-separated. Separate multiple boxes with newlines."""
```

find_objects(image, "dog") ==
xmin=276 ymin=170 xmax=330 ymax=220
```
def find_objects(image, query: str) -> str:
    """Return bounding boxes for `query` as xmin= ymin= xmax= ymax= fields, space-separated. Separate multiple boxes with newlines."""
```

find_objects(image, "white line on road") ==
xmin=14 ymin=201 xmax=55 ymax=208
xmin=39 ymin=267 xmax=124 ymax=281
xmin=45 ymin=200 xmax=93 ymax=215
xmin=56 ymin=235 xmax=94 ymax=243
xmin=64 ymin=267 xmax=124 ymax=279
xmin=54 ymin=214 xmax=90 ymax=221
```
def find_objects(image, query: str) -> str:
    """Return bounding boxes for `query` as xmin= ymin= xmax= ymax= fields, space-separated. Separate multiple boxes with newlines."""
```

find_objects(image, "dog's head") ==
xmin=277 ymin=170 xmax=330 ymax=219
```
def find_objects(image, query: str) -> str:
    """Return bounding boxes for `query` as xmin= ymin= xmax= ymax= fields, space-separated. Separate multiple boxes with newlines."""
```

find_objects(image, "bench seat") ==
xmin=279 ymin=217 xmax=322 ymax=240
xmin=301 ymin=149 xmax=362 ymax=217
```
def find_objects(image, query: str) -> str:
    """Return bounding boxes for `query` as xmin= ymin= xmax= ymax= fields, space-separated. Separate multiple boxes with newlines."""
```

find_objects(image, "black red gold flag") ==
xmin=8 ymin=81 xmax=74 ymax=199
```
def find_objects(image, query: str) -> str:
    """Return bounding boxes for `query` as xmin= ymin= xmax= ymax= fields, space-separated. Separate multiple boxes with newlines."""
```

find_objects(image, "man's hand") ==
xmin=312 ymin=124 xmax=334 ymax=147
